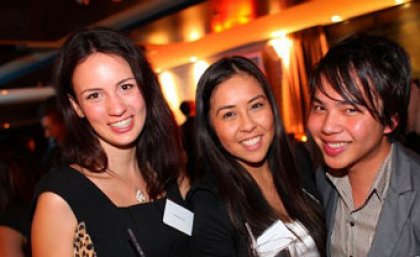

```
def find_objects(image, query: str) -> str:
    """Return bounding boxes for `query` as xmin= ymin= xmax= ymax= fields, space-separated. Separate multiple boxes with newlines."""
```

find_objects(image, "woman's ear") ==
xmin=68 ymin=95 xmax=85 ymax=118
xmin=384 ymin=115 xmax=399 ymax=134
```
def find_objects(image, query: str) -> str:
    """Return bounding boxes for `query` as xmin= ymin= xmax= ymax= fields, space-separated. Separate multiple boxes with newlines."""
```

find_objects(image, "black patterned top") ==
xmin=32 ymin=166 xmax=189 ymax=257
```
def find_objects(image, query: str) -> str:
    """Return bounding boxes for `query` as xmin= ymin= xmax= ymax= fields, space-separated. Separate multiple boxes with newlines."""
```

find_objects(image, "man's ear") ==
xmin=68 ymin=95 xmax=85 ymax=118
xmin=384 ymin=115 xmax=399 ymax=134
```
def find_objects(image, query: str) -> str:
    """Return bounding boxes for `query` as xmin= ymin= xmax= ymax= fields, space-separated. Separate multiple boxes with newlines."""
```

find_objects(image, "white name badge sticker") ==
xmin=163 ymin=199 xmax=194 ymax=236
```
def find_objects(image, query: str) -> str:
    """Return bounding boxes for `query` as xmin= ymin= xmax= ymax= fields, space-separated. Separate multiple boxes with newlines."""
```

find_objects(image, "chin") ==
xmin=240 ymin=157 xmax=266 ymax=168
xmin=324 ymin=159 xmax=349 ymax=171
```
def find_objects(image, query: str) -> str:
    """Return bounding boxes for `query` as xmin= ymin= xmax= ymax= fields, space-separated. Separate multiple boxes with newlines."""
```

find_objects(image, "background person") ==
xmin=179 ymin=100 xmax=197 ymax=179
xmin=38 ymin=95 xmax=66 ymax=172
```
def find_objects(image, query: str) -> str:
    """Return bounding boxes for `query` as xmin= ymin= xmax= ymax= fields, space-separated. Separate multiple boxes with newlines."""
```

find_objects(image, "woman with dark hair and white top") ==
xmin=188 ymin=56 xmax=326 ymax=257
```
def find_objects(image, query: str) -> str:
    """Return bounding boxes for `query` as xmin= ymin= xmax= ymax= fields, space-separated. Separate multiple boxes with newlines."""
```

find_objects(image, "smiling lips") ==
xmin=109 ymin=117 xmax=134 ymax=132
xmin=322 ymin=141 xmax=349 ymax=156
xmin=241 ymin=135 xmax=262 ymax=150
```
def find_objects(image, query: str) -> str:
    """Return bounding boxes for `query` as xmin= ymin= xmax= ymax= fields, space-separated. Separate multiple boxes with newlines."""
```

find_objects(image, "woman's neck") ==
xmin=103 ymin=144 xmax=138 ymax=176
xmin=245 ymin=161 xmax=271 ymax=183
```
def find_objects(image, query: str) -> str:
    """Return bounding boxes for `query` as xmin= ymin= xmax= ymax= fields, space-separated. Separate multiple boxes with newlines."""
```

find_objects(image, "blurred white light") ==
xmin=159 ymin=71 xmax=181 ymax=119
xmin=190 ymin=56 xmax=198 ymax=63
xmin=331 ymin=15 xmax=343 ymax=23
xmin=193 ymin=60 xmax=209 ymax=85
xmin=269 ymin=35 xmax=292 ymax=68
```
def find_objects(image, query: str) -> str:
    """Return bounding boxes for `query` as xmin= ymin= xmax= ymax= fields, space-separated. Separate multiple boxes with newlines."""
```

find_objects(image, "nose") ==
xmin=239 ymin=112 xmax=257 ymax=132
xmin=107 ymin=94 xmax=127 ymax=116
xmin=321 ymin=111 xmax=342 ymax=135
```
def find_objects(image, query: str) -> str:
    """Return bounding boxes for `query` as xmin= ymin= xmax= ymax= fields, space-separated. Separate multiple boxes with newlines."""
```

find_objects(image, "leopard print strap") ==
xmin=73 ymin=222 xmax=97 ymax=257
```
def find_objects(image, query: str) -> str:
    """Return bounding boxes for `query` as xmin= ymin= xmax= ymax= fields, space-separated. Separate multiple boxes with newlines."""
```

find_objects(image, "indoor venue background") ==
xmin=0 ymin=0 xmax=418 ymax=156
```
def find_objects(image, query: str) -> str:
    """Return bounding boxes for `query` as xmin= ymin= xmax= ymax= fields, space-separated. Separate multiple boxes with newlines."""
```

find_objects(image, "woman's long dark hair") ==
xmin=195 ymin=56 xmax=325 ymax=255
xmin=54 ymin=27 xmax=183 ymax=198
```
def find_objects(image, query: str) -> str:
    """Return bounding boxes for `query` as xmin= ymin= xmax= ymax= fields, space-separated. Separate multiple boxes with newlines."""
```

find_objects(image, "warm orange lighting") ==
xmin=2 ymin=123 xmax=10 ymax=129
xmin=292 ymin=133 xmax=307 ymax=142
xmin=269 ymin=35 xmax=293 ymax=68
xmin=147 ymin=31 xmax=170 ymax=45
xmin=271 ymin=30 xmax=287 ymax=38
xmin=181 ymin=5 xmax=206 ymax=42
xmin=193 ymin=60 xmax=209 ymax=85
xmin=158 ymin=71 xmax=183 ymax=123
xmin=238 ymin=16 xmax=250 ymax=24
xmin=214 ymin=24 xmax=223 ymax=33
xmin=331 ymin=15 xmax=343 ymax=23
xmin=159 ymin=71 xmax=179 ymax=107
xmin=154 ymin=67 xmax=162 ymax=74
xmin=1 ymin=90 xmax=8 ymax=95
xmin=190 ymin=56 xmax=198 ymax=63
xmin=188 ymin=31 xmax=202 ymax=41
xmin=210 ymin=0 xmax=255 ymax=33
xmin=148 ymin=0 xmax=401 ymax=70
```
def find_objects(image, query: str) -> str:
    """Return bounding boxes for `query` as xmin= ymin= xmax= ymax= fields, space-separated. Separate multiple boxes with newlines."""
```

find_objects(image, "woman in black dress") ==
xmin=31 ymin=27 xmax=189 ymax=257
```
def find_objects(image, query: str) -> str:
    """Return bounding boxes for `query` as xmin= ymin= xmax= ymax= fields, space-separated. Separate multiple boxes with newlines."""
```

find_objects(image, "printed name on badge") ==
xmin=163 ymin=199 xmax=194 ymax=236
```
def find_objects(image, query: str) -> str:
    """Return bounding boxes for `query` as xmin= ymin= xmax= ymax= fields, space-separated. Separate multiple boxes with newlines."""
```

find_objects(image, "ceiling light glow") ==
xmin=331 ymin=15 xmax=343 ymax=23
xmin=190 ymin=56 xmax=198 ymax=63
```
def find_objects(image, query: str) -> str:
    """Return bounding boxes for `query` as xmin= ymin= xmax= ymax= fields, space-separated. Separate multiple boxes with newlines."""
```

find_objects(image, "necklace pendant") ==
xmin=136 ymin=189 xmax=147 ymax=203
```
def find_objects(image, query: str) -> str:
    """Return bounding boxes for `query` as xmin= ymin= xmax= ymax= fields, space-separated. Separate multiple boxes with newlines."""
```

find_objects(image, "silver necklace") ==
xmin=135 ymin=188 xmax=148 ymax=203
xmin=107 ymin=168 xmax=149 ymax=204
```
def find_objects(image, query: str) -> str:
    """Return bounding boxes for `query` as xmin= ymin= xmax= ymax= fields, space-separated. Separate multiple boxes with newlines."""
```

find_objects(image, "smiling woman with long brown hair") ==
xmin=31 ymin=27 xmax=189 ymax=257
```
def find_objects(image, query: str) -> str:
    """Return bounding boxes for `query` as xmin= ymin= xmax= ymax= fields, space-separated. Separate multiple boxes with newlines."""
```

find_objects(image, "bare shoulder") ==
xmin=31 ymin=192 xmax=77 ymax=257
xmin=0 ymin=226 xmax=26 ymax=257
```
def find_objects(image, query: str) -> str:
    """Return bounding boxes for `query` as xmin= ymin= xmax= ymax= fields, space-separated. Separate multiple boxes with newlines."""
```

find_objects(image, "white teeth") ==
xmin=242 ymin=136 xmax=261 ymax=147
xmin=110 ymin=118 xmax=132 ymax=128
xmin=327 ymin=142 xmax=347 ymax=148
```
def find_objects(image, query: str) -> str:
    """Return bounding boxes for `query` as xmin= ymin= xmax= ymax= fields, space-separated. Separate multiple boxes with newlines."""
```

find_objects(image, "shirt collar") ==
xmin=326 ymin=144 xmax=394 ymax=201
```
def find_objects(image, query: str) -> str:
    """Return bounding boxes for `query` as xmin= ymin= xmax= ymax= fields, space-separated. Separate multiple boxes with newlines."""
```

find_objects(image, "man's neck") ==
xmin=348 ymin=141 xmax=392 ymax=208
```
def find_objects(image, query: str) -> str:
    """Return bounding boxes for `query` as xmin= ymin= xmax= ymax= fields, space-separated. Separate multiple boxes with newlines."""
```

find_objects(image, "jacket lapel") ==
xmin=368 ymin=144 xmax=416 ymax=257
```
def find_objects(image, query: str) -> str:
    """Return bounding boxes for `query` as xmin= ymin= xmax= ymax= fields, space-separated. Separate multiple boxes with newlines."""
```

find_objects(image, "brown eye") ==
xmin=120 ymin=83 xmax=134 ymax=91
xmin=222 ymin=111 xmax=236 ymax=119
xmin=312 ymin=104 xmax=324 ymax=112
xmin=345 ymin=107 xmax=358 ymax=114
xmin=251 ymin=102 xmax=263 ymax=109
xmin=86 ymin=92 xmax=99 ymax=100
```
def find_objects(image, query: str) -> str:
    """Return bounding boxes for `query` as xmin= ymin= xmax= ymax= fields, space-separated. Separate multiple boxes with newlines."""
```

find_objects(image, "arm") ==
xmin=190 ymin=190 xmax=238 ymax=257
xmin=0 ymin=226 xmax=26 ymax=257
xmin=31 ymin=192 xmax=77 ymax=257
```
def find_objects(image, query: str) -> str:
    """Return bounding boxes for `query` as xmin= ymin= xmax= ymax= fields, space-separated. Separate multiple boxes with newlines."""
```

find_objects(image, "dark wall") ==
xmin=325 ymin=1 xmax=420 ymax=77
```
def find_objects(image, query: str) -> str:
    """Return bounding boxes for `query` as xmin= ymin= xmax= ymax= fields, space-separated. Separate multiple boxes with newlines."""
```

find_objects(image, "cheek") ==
xmin=213 ymin=121 xmax=236 ymax=147
xmin=307 ymin=115 xmax=321 ymax=134
xmin=348 ymin=119 xmax=376 ymax=137
xmin=259 ymin=111 xmax=274 ymax=131
xmin=129 ymin=93 xmax=146 ymax=113
xmin=132 ymin=90 xmax=145 ymax=103
xmin=82 ymin=104 xmax=106 ymax=123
